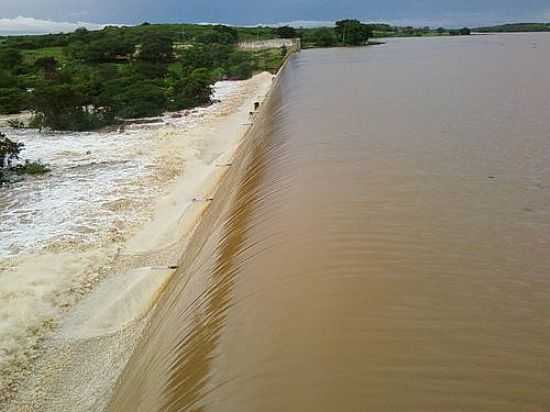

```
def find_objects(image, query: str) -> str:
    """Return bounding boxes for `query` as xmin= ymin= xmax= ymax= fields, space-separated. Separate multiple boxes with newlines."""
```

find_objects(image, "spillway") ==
xmin=108 ymin=34 xmax=550 ymax=411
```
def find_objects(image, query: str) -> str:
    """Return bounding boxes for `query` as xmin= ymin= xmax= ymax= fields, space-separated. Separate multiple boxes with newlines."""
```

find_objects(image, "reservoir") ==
xmin=108 ymin=33 xmax=550 ymax=411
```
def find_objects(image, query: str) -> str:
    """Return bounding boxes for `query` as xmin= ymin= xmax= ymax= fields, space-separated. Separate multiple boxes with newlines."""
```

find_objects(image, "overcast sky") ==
xmin=1 ymin=0 xmax=550 ymax=34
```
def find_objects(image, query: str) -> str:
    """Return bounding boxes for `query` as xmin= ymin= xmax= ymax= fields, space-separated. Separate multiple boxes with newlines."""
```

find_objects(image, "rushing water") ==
xmin=0 ymin=82 xmax=241 ymax=258
xmin=108 ymin=34 xmax=550 ymax=411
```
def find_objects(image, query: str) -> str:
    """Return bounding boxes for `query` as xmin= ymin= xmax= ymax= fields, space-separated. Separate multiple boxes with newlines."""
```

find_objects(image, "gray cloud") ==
xmin=0 ymin=16 xmax=111 ymax=35
xmin=0 ymin=0 xmax=549 ymax=30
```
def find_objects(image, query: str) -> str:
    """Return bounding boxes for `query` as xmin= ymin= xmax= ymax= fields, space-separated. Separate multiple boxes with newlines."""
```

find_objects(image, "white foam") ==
xmin=0 ymin=80 xmax=243 ymax=259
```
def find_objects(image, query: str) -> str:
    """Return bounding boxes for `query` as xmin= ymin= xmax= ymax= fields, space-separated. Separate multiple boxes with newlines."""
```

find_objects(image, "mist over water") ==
xmin=109 ymin=33 xmax=550 ymax=411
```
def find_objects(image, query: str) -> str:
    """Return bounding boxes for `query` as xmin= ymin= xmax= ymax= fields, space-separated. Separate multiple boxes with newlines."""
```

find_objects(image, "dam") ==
xmin=108 ymin=34 xmax=550 ymax=411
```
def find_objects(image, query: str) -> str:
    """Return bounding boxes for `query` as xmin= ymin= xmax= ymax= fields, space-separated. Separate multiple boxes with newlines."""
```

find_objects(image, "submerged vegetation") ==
xmin=0 ymin=131 xmax=49 ymax=184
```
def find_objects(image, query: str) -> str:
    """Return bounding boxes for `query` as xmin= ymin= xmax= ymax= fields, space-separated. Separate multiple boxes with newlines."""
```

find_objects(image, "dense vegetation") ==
xmin=0 ymin=23 xmax=288 ymax=131
xmin=299 ymin=21 xmax=473 ymax=47
xmin=475 ymin=23 xmax=550 ymax=33
xmin=0 ymin=20 xmax=480 ymax=132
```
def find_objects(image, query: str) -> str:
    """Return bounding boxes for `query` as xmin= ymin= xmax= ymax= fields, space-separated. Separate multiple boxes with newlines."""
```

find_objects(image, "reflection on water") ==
xmin=108 ymin=34 xmax=550 ymax=411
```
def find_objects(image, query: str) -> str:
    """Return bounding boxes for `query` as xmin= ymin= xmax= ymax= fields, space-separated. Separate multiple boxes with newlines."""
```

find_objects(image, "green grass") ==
xmin=22 ymin=47 xmax=66 ymax=65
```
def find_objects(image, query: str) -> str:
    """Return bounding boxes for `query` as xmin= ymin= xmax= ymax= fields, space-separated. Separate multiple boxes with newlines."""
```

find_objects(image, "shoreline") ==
xmin=1 ymin=71 xmax=274 ymax=410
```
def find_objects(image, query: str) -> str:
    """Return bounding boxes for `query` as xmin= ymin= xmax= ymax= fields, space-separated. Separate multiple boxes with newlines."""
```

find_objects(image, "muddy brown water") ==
xmin=108 ymin=34 xmax=550 ymax=411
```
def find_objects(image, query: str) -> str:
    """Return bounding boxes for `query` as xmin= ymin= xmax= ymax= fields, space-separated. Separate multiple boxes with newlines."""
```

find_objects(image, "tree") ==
xmin=0 ymin=69 xmax=17 ymax=88
xmin=30 ymin=83 xmax=109 ymax=131
xmin=0 ymin=88 xmax=28 ymax=114
xmin=276 ymin=26 xmax=297 ymax=39
xmin=459 ymin=27 xmax=472 ymax=35
xmin=335 ymin=20 xmax=372 ymax=46
xmin=195 ymin=30 xmax=235 ymax=45
xmin=0 ymin=132 xmax=24 ymax=169
xmin=74 ymin=36 xmax=135 ymax=63
xmin=436 ymin=27 xmax=446 ymax=35
xmin=305 ymin=28 xmax=337 ymax=47
xmin=35 ymin=57 xmax=59 ymax=79
xmin=132 ymin=61 xmax=169 ymax=79
xmin=72 ymin=27 xmax=90 ymax=43
xmin=139 ymin=33 xmax=174 ymax=63
xmin=171 ymin=68 xmax=212 ymax=109
xmin=111 ymin=81 xmax=167 ymax=118
xmin=0 ymin=48 xmax=24 ymax=71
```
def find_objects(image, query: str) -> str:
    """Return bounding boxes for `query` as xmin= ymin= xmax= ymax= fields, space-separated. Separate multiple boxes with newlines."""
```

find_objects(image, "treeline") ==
xmin=289 ymin=21 xmax=472 ymax=48
xmin=0 ymin=24 xmax=283 ymax=131
xmin=0 ymin=20 xmax=478 ymax=131
xmin=475 ymin=23 xmax=550 ymax=33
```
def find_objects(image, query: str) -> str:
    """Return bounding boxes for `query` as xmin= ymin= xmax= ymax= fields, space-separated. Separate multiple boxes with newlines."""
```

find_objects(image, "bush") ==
xmin=170 ymin=68 xmax=212 ymax=110
xmin=305 ymin=28 xmax=338 ymax=47
xmin=276 ymin=26 xmax=297 ymax=39
xmin=226 ymin=61 xmax=253 ymax=80
xmin=0 ymin=88 xmax=28 ymax=114
xmin=0 ymin=48 xmax=24 ymax=71
xmin=14 ymin=160 xmax=50 ymax=175
xmin=132 ymin=61 xmax=168 ymax=79
xmin=139 ymin=33 xmax=174 ymax=63
xmin=30 ymin=83 xmax=112 ymax=131
xmin=112 ymin=81 xmax=167 ymax=118
xmin=0 ymin=132 xmax=24 ymax=169
xmin=335 ymin=19 xmax=372 ymax=45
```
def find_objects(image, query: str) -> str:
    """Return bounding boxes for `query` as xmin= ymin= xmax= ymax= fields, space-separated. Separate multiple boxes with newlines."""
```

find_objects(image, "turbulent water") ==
xmin=108 ymin=34 xmax=550 ymax=411
xmin=0 ymin=82 xmax=240 ymax=258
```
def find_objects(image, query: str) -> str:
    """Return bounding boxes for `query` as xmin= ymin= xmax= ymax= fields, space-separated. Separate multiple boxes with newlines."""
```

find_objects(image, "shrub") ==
xmin=0 ymin=132 xmax=24 ymax=169
xmin=14 ymin=160 xmax=50 ymax=175
xmin=112 ymin=81 xmax=167 ymax=118
xmin=305 ymin=28 xmax=338 ymax=47
xmin=0 ymin=88 xmax=28 ymax=114
xmin=171 ymin=68 xmax=212 ymax=110
xmin=276 ymin=26 xmax=297 ymax=39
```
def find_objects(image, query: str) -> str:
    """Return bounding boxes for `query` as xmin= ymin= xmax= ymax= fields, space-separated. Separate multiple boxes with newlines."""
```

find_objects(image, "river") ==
xmin=107 ymin=33 xmax=550 ymax=411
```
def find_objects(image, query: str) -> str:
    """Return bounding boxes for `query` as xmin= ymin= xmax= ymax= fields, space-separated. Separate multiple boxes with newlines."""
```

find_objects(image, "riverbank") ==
xmin=1 ymin=71 xmax=274 ymax=410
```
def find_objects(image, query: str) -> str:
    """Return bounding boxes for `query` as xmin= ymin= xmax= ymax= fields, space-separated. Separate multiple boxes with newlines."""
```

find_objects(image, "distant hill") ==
xmin=475 ymin=23 xmax=550 ymax=33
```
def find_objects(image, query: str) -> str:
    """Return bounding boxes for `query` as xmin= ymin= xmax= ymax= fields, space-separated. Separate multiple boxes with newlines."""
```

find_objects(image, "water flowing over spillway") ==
xmin=108 ymin=34 xmax=550 ymax=411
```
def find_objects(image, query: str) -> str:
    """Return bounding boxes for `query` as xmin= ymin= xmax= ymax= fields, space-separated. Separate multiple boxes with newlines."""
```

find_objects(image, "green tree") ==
xmin=139 ymin=33 xmax=174 ymax=63
xmin=305 ymin=28 xmax=337 ymax=47
xmin=0 ymin=48 xmax=24 ymax=71
xmin=171 ymin=68 xmax=212 ymax=110
xmin=30 ymin=83 xmax=109 ymax=131
xmin=73 ymin=36 xmax=135 ymax=63
xmin=195 ymin=25 xmax=239 ymax=44
xmin=335 ymin=20 xmax=372 ymax=46
xmin=35 ymin=57 xmax=59 ymax=79
xmin=276 ymin=26 xmax=297 ymax=38
xmin=0 ymin=69 xmax=17 ymax=88
xmin=111 ymin=81 xmax=167 ymax=118
xmin=0 ymin=88 xmax=28 ymax=114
